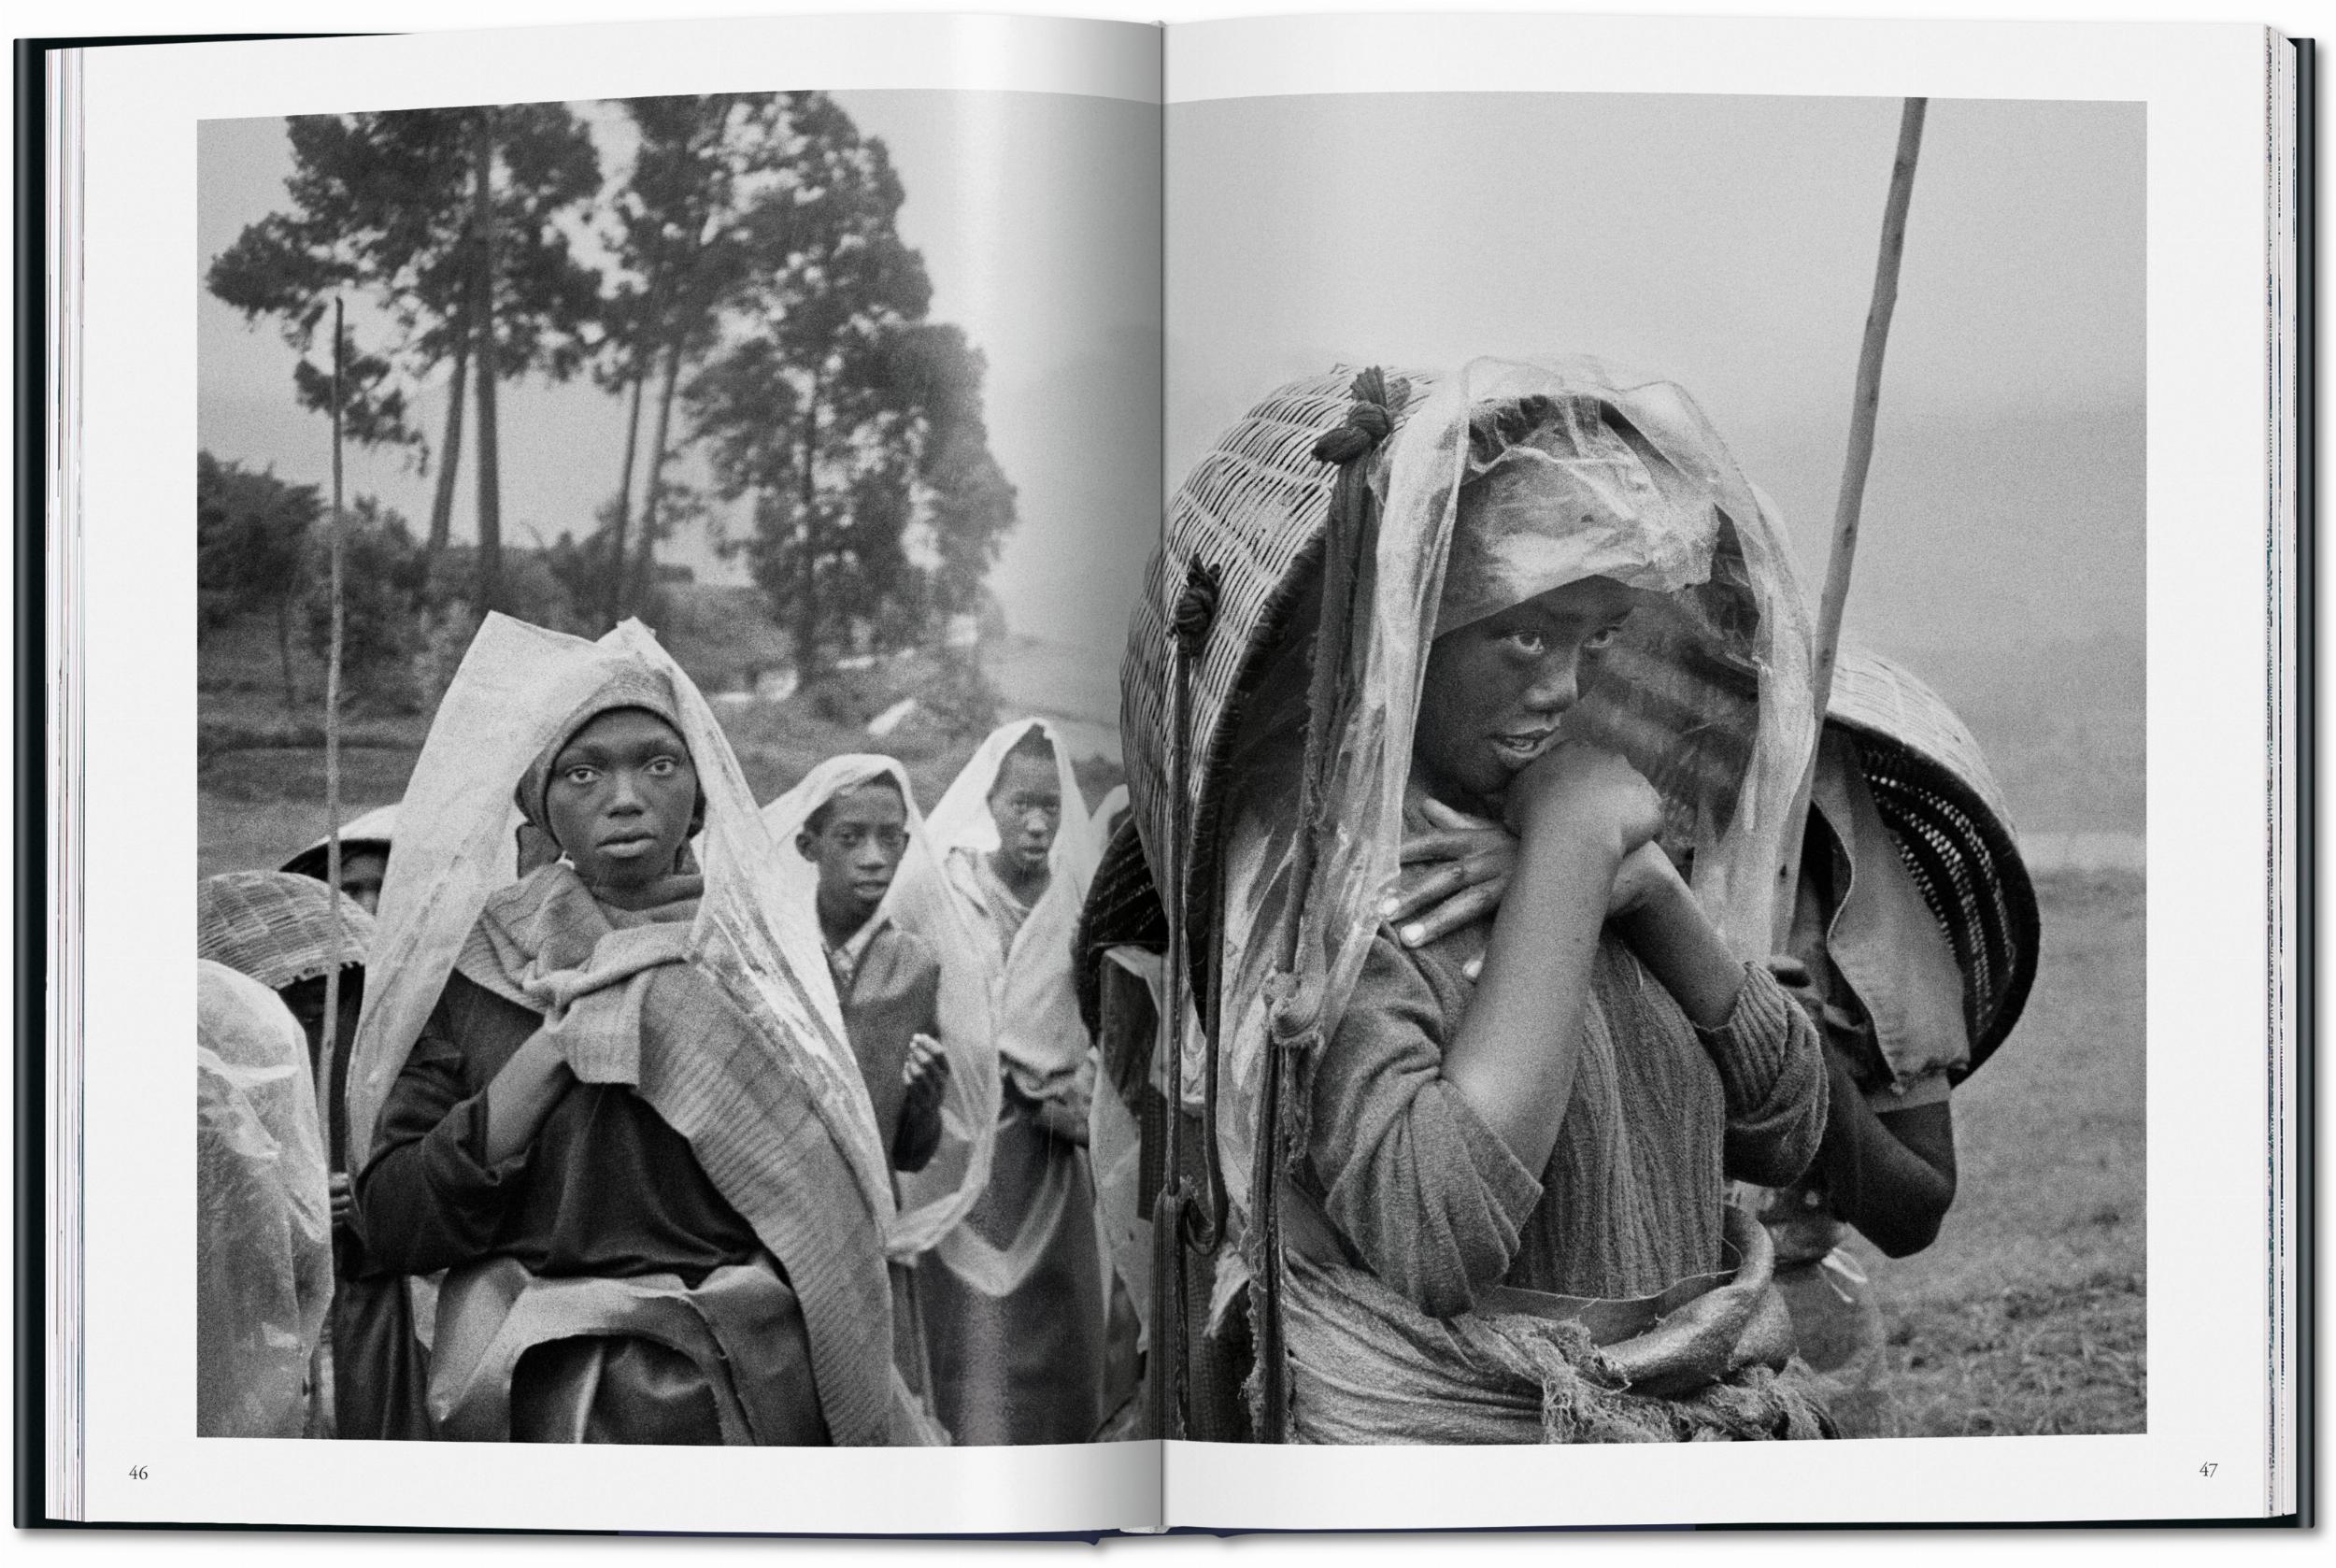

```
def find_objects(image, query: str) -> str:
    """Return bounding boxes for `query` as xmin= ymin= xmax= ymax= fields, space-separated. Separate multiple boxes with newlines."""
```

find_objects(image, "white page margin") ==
xmin=73 ymin=12 xmax=1161 ymax=1535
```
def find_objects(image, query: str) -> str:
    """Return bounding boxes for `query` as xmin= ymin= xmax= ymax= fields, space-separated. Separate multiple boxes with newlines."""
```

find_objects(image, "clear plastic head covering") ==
xmin=1207 ymin=355 xmax=1814 ymax=1221
xmin=196 ymin=959 xmax=333 ymax=1437
xmin=759 ymin=754 xmax=1002 ymax=1259
xmin=346 ymin=615 xmax=893 ymax=1222
xmin=916 ymin=719 xmax=1101 ymax=1101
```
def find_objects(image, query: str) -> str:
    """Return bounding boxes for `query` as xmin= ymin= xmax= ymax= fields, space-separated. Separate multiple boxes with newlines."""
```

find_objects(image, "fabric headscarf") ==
xmin=760 ymin=755 xmax=1003 ymax=1260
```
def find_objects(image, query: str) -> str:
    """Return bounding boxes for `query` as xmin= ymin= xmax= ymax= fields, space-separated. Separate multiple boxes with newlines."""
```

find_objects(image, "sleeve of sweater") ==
xmin=1306 ymin=934 xmax=1545 ymax=1319
xmin=1702 ymin=962 xmax=1830 ymax=1190
xmin=351 ymin=979 xmax=535 ymax=1277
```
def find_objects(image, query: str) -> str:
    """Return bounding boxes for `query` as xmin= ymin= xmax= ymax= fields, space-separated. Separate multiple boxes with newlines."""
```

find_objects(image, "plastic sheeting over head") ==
xmin=1435 ymin=386 xmax=1717 ymax=637
xmin=916 ymin=718 xmax=1100 ymax=1102
xmin=760 ymin=755 xmax=1002 ymax=1260
xmin=197 ymin=960 xmax=333 ymax=1437
xmin=1175 ymin=357 xmax=1814 ymax=1224
xmin=345 ymin=615 xmax=892 ymax=1224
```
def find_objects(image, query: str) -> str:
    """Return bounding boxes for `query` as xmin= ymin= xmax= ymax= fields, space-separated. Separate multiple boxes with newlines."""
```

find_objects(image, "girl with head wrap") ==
xmin=1137 ymin=359 xmax=1832 ymax=1444
xmin=349 ymin=616 xmax=928 ymax=1447
xmin=912 ymin=719 xmax=1113 ymax=1444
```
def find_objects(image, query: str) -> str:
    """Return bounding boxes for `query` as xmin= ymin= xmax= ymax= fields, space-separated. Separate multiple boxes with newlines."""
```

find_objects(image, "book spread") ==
xmin=21 ymin=8 xmax=2311 ymax=1536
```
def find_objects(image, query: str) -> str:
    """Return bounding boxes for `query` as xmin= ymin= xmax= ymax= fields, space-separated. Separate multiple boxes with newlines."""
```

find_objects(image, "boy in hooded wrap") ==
xmin=780 ymin=758 xmax=957 ymax=1404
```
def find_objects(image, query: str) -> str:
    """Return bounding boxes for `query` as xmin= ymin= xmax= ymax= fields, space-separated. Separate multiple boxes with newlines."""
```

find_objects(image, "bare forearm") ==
xmin=1820 ymin=1065 xmax=1957 ymax=1257
xmin=1614 ymin=875 xmax=1745 ymax=1029
xmin=1441 ymin=835 xmax=1617 ymax=1174
xmin=481 ymin=1033 xmax=572 ymax=1165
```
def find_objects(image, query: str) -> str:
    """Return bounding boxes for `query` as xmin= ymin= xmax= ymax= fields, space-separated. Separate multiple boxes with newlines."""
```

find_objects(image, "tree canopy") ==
xmin=207 ymin=92 xmax=1017 ymax=670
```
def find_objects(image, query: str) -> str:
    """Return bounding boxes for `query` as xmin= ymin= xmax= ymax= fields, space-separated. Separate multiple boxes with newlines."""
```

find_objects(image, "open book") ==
xmin=25 ymin=9 xmax=2309 ymax=1535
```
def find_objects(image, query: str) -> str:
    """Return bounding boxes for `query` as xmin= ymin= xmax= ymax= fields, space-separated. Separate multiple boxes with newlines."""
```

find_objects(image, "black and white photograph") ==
xmin=189 ymin=80 xmax=2143 ymax=1455
xmin=1134 ymin=91 xmax=2141 ymax=1447
xmin=193 ymin=87 xmax=1161 ymax=1447
xmin=31 ymin=0 xmax=2308 ymax=1538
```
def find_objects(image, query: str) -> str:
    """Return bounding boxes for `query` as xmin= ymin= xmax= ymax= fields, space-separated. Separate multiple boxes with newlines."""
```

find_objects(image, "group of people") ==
xmin=196 ymin=353 xmax=2034 ymax=1448
xmin=197 ymin=622 xmax=1141 ymax=1445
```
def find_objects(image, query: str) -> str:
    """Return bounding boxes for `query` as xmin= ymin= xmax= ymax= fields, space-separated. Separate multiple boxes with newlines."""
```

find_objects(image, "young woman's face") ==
xmin=543 ymin=707 xmax=699 ymax=895
xmin=987 ymin=750 xmax=1062 ymax=873
xmin=798 ymin=780 xmax=910 ymax=922
xmin=1413 ymin=575 xmax=1638 ymax=809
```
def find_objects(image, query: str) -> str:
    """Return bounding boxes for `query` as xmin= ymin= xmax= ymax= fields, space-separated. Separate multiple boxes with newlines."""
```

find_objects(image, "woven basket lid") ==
xmin=1826 ymin=647 xmax=2040 ymax=1071
xmin=278 ymin=803 xmax=400 ymax=883
xmin=196 ymin=870 xmax=377 ymax=992
xmin=1124 ymin=369 xmax=1435 ymax=972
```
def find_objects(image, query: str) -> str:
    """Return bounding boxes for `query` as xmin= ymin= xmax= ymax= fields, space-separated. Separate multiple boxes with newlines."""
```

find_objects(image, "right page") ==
xmin=1148 ymin=11 xmax=2297 ymax=1530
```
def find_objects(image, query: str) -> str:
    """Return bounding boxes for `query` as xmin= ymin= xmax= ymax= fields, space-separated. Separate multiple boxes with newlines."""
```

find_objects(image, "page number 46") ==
xmin=2199 ymin=1463 xmax=2218 ymax=1478
xmin=128 ymin=1465 xmax=148 ymax=1480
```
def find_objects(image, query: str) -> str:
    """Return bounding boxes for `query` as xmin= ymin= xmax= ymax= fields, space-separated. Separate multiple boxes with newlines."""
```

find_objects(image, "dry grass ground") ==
xmin=1855 ymin=867 xmax=2146 ymax=1437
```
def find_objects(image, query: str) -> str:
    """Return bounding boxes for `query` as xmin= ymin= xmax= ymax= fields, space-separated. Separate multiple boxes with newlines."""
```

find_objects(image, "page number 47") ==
xmin=2199 ymin=1463 xmax=2218 ymax=1478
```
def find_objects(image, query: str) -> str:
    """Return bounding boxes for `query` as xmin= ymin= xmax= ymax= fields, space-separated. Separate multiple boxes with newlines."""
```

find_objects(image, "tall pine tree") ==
xmin=207 ymin=105 xmax=602 ymax=611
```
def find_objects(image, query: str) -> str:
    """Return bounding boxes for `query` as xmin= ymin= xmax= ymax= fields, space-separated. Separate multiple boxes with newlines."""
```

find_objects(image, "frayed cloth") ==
xmin=1273 ymin=1205 xmax=1833 ymax=1445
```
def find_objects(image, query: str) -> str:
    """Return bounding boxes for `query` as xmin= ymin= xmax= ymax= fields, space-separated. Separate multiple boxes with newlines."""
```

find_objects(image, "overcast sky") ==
xmin=1167 ymin=93 xmax=2144 ymax=663
xmin=202 ymin=88 xmax=2142 ymax=724
xmin=197 ymin=90 xmax=1162 ymax=660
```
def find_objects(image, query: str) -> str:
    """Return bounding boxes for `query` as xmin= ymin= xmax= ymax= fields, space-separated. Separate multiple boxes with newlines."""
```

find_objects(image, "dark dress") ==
xmin=828 ymin=919 xmax=947 ymax=1402
xmin=356 ymin=972 xmax=820 ymax=1445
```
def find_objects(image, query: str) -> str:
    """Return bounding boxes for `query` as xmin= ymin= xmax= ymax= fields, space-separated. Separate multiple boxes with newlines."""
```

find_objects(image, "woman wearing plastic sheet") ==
xmin=349 ymin=615 xmax=937 ymax=1447
xmin=1128 ymin=359 xmax=1834 ymax=1444
xmin=196 ymin=960 xmax=335 ymax=1438
xmin=912 ymin=719 xmax=1113 ymax=1444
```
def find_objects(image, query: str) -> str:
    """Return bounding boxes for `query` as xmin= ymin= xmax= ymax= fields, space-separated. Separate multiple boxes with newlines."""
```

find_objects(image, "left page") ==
xmin=64 ymin=12 xmax=1163 ymax=1533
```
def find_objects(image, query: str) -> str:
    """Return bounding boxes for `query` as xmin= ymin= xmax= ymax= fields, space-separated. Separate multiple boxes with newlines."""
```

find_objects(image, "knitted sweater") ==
xmin=1302 ymin=926 xmax=1825 ymax=1318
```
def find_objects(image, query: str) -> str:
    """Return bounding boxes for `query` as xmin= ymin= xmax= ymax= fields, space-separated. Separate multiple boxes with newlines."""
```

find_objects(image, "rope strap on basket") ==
xmin=1253 ymin=368 xmax=1400 ymax=1444
xmin=1154 ymin=557 xmax=1220 ymax=1440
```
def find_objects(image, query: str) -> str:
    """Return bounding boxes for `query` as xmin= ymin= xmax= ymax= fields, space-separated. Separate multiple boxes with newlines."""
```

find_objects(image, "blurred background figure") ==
xmin=196 ymin=959 xmax=335 ymax=1437
xmin=1755 ymin=649 xmax=2039 ymax=1437
xmin=197 ymin=869 xmax=434 ymax=1437
xmin=918 ymin=720 xmax=1110 ymax=1443
xmin=279 ymin=804 xmax=399 ymax=916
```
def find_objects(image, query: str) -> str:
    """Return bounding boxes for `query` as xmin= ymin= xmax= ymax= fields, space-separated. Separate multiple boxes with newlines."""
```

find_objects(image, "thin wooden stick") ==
xmin=322 ymin=299 xmax=347 ymax=1129
xmin=1770 ymin=98 xmax=1928 ymax=951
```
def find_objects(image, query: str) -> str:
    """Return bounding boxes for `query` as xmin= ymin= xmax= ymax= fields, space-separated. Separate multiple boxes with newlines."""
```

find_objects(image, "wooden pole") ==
xmin=322 ymin=299 xmax=347 ymax=1130
xmin=1770 ymin=98 xmax=1928 ymax=951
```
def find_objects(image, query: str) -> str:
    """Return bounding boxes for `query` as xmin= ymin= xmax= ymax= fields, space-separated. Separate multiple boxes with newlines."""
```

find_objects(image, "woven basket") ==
xmin=196 ymin=870 xmax=377 ymax=992
xmin=1123 ymin=369 xmax=1435 ymax=987
xmin=1826 ymin=648 xmax=2040 ymax=1072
